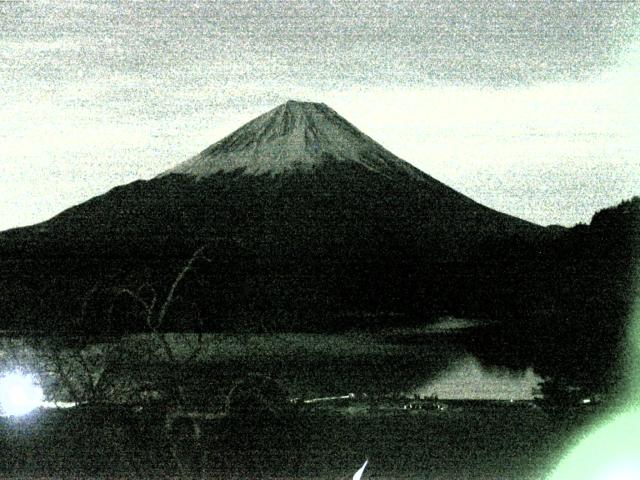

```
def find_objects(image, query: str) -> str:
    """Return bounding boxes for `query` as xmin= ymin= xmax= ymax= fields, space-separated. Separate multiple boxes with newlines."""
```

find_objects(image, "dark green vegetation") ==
xmin=0 ymin=403 xmax=584 ymax=479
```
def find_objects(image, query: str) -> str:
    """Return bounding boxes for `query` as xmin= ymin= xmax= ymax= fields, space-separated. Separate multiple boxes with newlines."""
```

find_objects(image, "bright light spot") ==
xmin=548 ymin=216 xmax=640 ymax=480
xmin=582 ymin=398 xmax=592 ymax=404
xmin=599 ymin=461 xmax=640 ymax=480
xmin=547 ymin=410 xmax=640 ymax=480
xmin=353 ymin=460 xmax=368 ymax=480
xmin=0 ymin=371 xmax=45 ymax=417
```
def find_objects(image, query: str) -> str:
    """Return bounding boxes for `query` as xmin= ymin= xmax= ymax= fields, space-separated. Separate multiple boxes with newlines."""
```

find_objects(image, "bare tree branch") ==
xmin=107 ymin=287 xmax=152 ymax=316
xmin=79 ymin=282 xmax=99 ymax=329
xmin=155 ymin=245 xmax=209 ymax=330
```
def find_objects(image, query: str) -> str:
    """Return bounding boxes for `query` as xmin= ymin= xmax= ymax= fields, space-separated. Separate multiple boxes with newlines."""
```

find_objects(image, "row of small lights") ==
xmin=4 ymin=363 xmax=637 ymax=479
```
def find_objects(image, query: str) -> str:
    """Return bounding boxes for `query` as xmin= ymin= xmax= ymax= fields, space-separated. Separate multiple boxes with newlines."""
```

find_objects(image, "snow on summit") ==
xmin=163 ymin=100 xmax=427 ymax=180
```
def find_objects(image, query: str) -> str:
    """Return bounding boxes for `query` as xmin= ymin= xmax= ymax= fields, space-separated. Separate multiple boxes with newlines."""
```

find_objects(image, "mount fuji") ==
xmin=0 ymin=101 xmax=549 ymax=334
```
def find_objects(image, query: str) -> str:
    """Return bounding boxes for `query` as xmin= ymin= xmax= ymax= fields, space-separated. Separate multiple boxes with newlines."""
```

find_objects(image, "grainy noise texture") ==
xmin=0 ymin=2 xmax=639 ymax=480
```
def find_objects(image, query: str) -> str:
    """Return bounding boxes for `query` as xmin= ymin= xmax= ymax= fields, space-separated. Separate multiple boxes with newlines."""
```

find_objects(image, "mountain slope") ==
xmin=0 ymin=101 xmax=548 ymax=334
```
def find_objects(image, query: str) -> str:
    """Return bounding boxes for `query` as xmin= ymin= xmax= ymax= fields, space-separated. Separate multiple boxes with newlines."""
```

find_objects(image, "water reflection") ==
xmin=413 ymin=355 xmax=542 ymax=400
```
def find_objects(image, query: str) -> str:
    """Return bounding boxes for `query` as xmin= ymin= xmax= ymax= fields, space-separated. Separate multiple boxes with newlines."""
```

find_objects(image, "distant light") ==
xmin=582 ymin=398 xmax=592 ymax=404
xmin=0 ymin=371 xmax=44 ymax=417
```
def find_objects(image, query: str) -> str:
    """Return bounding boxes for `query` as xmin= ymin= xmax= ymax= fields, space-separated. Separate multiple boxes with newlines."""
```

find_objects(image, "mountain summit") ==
xmin=164 ymin=100 xmax=425 ymax=179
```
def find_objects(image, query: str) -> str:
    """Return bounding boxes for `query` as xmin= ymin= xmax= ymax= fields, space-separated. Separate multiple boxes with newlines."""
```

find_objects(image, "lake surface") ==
xmin=0 ymin=317 xmax=544 ymax=408
xmin=0 ymin=319 xmax=596 ymax=479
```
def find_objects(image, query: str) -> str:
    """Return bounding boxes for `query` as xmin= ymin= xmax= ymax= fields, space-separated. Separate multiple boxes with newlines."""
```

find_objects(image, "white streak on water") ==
xmin=353 ymin=460 xmax=368 ymax=480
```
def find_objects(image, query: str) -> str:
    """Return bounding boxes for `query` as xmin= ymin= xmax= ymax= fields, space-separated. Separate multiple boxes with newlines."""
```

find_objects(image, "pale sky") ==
xmin=1 ymin=0 xmax=639 ymax=231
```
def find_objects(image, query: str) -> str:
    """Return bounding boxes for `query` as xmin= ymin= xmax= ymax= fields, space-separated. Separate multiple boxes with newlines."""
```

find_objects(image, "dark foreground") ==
xmin=0 ymin=402 xmax=596 ymax=480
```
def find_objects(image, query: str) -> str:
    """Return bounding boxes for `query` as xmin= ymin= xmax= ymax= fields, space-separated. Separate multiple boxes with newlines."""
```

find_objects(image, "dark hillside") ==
xmin=465 ymin=197 xmax=639 ymax=394
xmin=0 ymin=102 xmax=544 ymax=334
